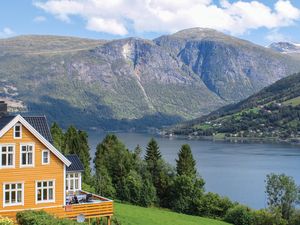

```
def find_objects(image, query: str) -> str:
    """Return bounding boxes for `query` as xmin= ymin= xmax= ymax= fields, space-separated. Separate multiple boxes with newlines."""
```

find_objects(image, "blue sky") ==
xmin=1 ymin=0 xmax=300 ymax=46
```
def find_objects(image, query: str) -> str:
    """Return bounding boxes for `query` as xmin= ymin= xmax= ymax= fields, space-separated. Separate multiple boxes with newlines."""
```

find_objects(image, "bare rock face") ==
xmin=0 ymin=29 xmax=300 ymax=130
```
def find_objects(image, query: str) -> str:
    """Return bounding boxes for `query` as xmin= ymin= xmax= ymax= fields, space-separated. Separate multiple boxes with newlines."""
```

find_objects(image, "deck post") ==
xmin=107 ymin=216 xmax=111 ymax=225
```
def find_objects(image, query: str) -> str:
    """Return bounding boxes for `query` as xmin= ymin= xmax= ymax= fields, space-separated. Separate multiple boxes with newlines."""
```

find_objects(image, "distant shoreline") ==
xmin=159 ymin=134 xmax=300 ymax=146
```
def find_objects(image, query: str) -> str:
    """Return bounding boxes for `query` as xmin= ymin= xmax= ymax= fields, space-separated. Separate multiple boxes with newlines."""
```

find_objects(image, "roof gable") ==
xmin=0 ymin=114 xmax=71 ymax=166
xmin=66 ymin=155 xmax=84 ymax=172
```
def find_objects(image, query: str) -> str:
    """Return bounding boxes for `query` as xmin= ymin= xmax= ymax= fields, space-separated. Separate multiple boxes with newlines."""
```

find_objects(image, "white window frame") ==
xmin=35 ymin=180 xmax=55 ymax=204
xmin=42 ymin=150 xmax=50 ymax=165
xmin=3 ymin=182 xmax=24 ymax=207
xmin=66 ymin=172 xmax=81 ymax=192
xmin=0 ymin=144 xmax=15 ymax=169
xmin=13 ymin=123 xmax=22 ymax=139
xmin=20 ymin=143 xmax=35 ymax=168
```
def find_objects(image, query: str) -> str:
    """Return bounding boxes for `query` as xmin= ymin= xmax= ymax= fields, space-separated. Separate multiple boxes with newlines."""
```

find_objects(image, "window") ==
xmin=3 ymin=182 xmax=24 ymax=207
xmin=66 ymin=173 xmax=81 ymax=192
xmin=0 ymin=145 xmax=15 ymax=168
xmin=42 ymin=150 xmax=50 ymax=165
xmin=36 ymin=180 xmax=55 ymax=203
xmin=20 ymin=144 xmax=34 ymax=167
xmin=14 ymin=124 xmax=22 ymax=139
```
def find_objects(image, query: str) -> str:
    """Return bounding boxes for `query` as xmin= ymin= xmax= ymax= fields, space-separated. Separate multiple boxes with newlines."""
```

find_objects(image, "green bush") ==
xmin=289 ymin=210 xmax=300 ymax=225
xmin=0 ymin=216 xmax=14 ymax=225
xmin=224 ymin=205 xmax=254 ymax=225
xmin=197 ymin=192 xmax=235 ymax=219
xmin=16 ymin=210 xmax=85 ymax=225
xmin=252 ymin=209 xmax=287 ymax=225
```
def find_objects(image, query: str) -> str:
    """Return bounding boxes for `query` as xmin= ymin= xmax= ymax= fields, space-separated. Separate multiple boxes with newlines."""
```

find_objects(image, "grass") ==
xmin=114 ymin=203 xmax=231 ymax=225
xmin=283 ymin=96 xmax=300 ymax=106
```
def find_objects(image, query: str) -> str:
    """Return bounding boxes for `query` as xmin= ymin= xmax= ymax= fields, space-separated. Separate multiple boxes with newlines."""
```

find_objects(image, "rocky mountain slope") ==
xmin=269 ymin=42 xmax=300 ymax=54
xmin=0 ymin=29 xmax=300 ymax=130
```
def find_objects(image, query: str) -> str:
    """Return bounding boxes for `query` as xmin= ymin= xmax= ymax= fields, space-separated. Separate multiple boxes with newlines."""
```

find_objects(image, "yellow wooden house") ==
xmin=0 ymin=104 xmax=113 ymax=224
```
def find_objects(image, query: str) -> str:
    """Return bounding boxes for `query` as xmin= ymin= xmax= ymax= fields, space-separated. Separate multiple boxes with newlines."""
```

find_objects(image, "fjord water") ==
xmin=88 ymin=132 xmax=300 ymax=209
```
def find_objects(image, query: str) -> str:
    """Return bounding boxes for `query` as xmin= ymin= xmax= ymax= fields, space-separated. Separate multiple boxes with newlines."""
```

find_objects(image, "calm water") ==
xmin=88 ymin=132 xmax=300 ymax=209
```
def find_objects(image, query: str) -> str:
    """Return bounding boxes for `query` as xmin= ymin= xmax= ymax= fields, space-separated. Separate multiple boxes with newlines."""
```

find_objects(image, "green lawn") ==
xmin=283 ymin=96 xmax=300 ymax=106
xmin=114 ymin=203 xmax=231 ymax=225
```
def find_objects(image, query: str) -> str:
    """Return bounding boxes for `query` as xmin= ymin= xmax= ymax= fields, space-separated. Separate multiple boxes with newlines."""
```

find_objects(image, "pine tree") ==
xmin=176 ymin=144 xmax=197 ymax=177
xmin=50 ymin=122 xmax=65 ymax=154
xmin=145 ymin=138 xmax=161 ymax=162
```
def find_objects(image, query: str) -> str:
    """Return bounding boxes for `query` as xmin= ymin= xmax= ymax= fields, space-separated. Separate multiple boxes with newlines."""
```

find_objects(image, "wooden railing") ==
xmin=0 ymin=191 xmax=113 ymax=223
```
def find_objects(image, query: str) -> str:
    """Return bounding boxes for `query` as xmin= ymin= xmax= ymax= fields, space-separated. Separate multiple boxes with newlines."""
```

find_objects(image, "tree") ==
xmin=265 ymin=173 xmax=300 ymax=220
xmin=94 ymin=134 xmax=134 ymax=200
xmin=176 ymin=144 xmax=196 ymax=177
xmin=145 ymin=138 xmax=161 ymax=162
xmin=50 ymin=123 xmax=65 ymax=154
xmin=169 ymin=175 xmax=205 ymax=214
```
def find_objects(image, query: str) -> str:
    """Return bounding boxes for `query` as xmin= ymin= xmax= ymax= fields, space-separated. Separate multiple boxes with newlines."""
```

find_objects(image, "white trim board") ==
xmin=0 ymin=115 xmax=71 ymax=166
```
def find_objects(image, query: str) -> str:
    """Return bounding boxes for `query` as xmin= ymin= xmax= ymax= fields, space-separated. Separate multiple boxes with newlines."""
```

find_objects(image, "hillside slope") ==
xmin=168 ymin=73 xmax=300 ymax=140
xmin=1 ymin=29 xmax=300 ymax=130
xmin=115 ymin=203 xmax=231 ymax=225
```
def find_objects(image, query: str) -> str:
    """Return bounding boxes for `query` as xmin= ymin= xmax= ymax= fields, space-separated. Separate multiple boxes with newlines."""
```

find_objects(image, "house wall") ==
xmin=0 ymin=125 xmax=65 ymax=212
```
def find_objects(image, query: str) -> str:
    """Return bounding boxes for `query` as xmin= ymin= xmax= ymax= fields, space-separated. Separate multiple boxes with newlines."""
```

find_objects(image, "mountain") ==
xmin=0 ymin=29 xmax=300 ymax=130
xmin=269 ymin=42 xmax=300 ymax=54
xmin=168 ymin=72 xmax=300 ymax=140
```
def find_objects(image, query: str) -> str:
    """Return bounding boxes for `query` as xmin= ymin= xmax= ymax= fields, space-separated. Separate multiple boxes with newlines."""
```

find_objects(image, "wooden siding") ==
xmin=0 ymin=125 xmax=65 ymax=211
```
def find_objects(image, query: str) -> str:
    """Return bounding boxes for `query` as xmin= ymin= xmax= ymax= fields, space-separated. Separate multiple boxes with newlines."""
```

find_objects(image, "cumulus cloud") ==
xmin=34 ymin=16 xmax=47 ymax=23
xmin=0 ymin=27 xmax=14 ymax=38
xmin=33 ymin=0 xmax=300 ymax=36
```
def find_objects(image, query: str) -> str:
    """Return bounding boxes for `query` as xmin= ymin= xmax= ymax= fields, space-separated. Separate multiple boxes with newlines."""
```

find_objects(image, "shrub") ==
xmin=0 ymin=216 xmax=14 ymax=225
xmin=196 ymin=192 xmax=235 ymax=219
xmin=289 ymin=210 xmax=300 ymax=225
xmin=16 ymin=210 xmax=85 ymax=225
xmin=252 ymin=209 xmax=287 ymax=225
xmin=224 ymin=205 xmax=254 ymax=225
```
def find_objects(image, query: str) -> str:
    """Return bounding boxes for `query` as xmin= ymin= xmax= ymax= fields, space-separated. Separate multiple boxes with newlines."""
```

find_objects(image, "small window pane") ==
xmin=49 ymin=181 xmax=53 ymax=186
xmin=11 ymin=191 xmax=16 ymax=203
xmin=43 ymin=189 xmax=48 ymax=200
xmin=28 ymin=153 xmax=33 ymax=164
xmin=37 ymin=190 xmax=42 ymax=201
xmin=11 ymin=184 xmax=16 ymax=189
xmin=43 ymin=181 xmax=47 ymax=187
xmin=22 ymin=153 xmax=26 ymax=165
xmin=5 ymin=192 xmax=9 ymax=203
xmin=37 ymin=182 xmax=41 ymax=187
xmin=49 ymin=188 xmax=53 ymax=200
xmin=17 ymin=191 xmax=22 ymax=202
xmin=5 ymin=184 xmax=9 ymax=189
xmin=2 ymin=154 xmax=6 ymax=166
xmin=8 ymin=154 xmax=13 ymax=166
xmin=17 ymin=183 xmax=22 ymax=189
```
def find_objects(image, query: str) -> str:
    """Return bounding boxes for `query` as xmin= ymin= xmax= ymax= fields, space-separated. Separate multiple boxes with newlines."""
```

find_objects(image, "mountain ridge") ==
xmin=1 ymin=28 xmax=300 ymax=130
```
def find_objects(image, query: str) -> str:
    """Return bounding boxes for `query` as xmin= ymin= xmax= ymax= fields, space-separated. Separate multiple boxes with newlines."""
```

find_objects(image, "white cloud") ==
xmin=0 ymin=27 xmax=14 ymax=38
xmin=33 ymin=0 xmax=300 ymax=36
xmin=34 ymin=16 xmax=47 ymax=23
xmin=265 ymin=29 xmax=291 ymax=42
xmin=86 ymin=17 xmax=128 ymax=35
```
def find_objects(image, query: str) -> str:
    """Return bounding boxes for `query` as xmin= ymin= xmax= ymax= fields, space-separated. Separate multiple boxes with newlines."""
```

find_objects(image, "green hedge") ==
xmin=16 ymin=210 xmax=86 ymax=225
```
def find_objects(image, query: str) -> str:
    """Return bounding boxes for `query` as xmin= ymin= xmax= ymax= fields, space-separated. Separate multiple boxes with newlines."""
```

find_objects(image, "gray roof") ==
xmin=66 ymin=155 xmax=84 ymax=172
xmin=0 ymin=115 xmax=53 ymax=143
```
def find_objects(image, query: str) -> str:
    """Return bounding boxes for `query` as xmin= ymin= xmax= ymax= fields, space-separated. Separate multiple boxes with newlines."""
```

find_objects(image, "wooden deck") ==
xmin=0 ymin=191 xmax=113 ymax=224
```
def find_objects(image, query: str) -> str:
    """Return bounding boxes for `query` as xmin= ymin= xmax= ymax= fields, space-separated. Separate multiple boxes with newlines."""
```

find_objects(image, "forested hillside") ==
xmin=168 ymin=73 xmax=300 ymax=141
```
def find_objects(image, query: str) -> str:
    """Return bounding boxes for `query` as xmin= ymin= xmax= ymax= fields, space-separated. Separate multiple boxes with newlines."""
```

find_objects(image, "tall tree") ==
xmin=94 ymin=134 xmax=134 ymax=199
xmin=176 ymin=144 xmax=196 ymax=177
xmin=265 ymin=173 xmax=300 ymax=220
xmin=50 ymin=122 xmax=65 ymax=154
xmin=145 ymin=138 xmax=161 ymax=162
